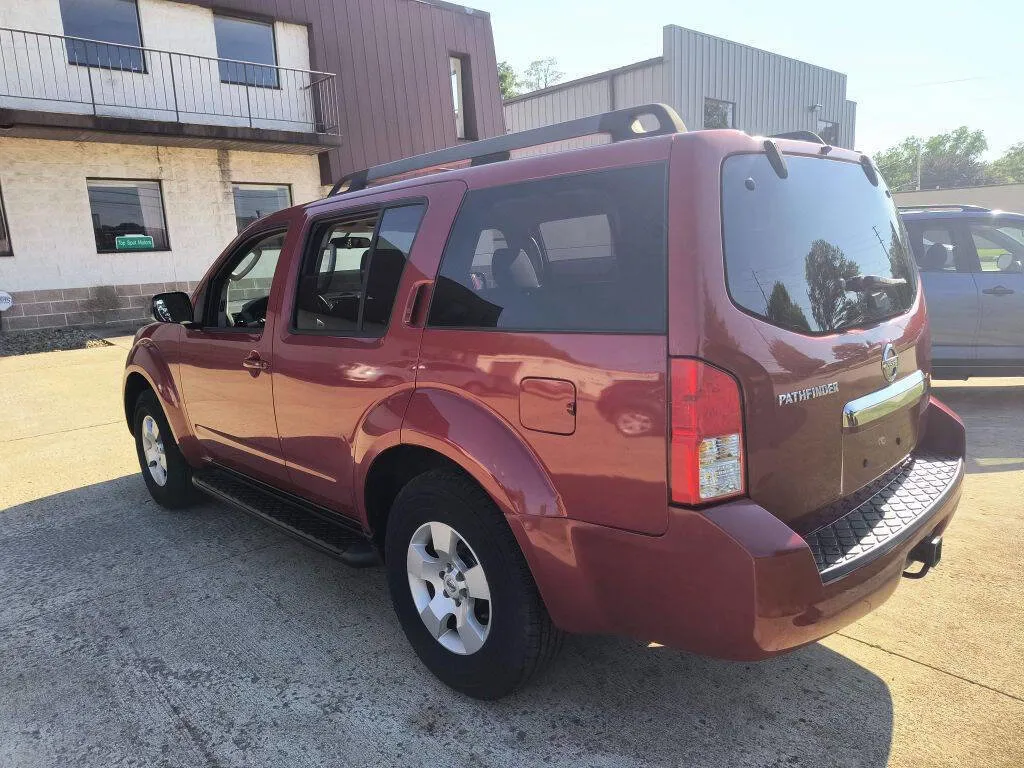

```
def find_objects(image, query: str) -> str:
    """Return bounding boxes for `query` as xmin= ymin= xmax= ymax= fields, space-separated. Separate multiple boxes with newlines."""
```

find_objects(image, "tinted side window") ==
xmin=295 ymin=204 xmax=425 ymax=335
xmin=428 ymin=165 xmax=667 ymax=332
xmin=904 ymin=222 xmax=961 ymax=273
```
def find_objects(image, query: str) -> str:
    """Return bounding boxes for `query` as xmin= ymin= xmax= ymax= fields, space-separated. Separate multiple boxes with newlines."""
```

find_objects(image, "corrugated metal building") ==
xmin=505 ymin=25 xmax=857 ymax=149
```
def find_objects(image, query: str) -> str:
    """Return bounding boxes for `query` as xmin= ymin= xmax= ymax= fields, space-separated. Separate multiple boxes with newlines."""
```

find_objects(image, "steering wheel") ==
xmin=234 ymin=295 xmax=269 ymax=327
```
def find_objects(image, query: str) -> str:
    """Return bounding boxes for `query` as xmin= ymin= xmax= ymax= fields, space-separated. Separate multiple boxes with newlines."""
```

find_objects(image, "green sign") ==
xmin=115 ymin=234 xmax=155 ymax=251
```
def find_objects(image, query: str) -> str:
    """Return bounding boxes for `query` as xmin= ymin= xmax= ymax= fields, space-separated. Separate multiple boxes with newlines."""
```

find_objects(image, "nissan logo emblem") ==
xmin=881 ymin=343 xmax=899 ymax=383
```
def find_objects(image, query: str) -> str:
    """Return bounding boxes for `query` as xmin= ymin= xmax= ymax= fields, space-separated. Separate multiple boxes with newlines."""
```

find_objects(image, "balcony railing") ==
xmin=0 ymin=27 xmax=340 ymax=135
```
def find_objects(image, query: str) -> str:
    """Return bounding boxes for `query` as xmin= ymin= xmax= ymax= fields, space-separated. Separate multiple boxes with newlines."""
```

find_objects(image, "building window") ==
xmin=214 ymin=15 xmax=279 ymax=88
xmin=450 ymin=55 xmax=475 ymax=140
xmin=0 ymin=182 xmax=12 ymax=257
xmin=86 ymin=179 xmax=170 ymax=253
xmin=232 ymin=184 xmax=292 ymax=233
xmin=59 ymin=0 xmax=144 ymax=72
xmin=704 ymin=98 xmax=735 ymax=129
xmin=817 ymin=120 xmax=840 ymax=145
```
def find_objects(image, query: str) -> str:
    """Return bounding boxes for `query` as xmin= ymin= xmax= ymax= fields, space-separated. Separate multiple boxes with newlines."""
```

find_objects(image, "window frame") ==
xmin=86 ymin=177 xmax=171 ymax=254
xmin=449 ymin=53 xmax=476 ymax=141
xmin=0 ymin=181 xmax=13 ymax=258
xmin=703 ymin=97 xmax=736 ymax=129
xmin=213 ymin=12 xmax=281 ymax=89
xmin=290 ymin=197 xmax=428 ymax=339
xmin=60 ymin=0 xmax=147 ymax=73
xmin=960 ymin=218 xmax=1024 ymax=273
xmin=231 ymin=182 xmax=293 ymax=234
xmin=424 ymin=163 xmax=670 ymax=335
xmin=201 ymin=226 xmax=289 ymax=334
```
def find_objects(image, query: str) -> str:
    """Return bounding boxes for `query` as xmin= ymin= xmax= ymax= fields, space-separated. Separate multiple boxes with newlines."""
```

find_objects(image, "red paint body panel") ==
xmin=270 ymin=181 xmax=466 ymax=516
xmin=124 ymin=126 xmax=967 ymax=662
xmin=414 ymin=331 xmax=669 ymax=534
xmin=511 ymin=398 xmax=963 ymax=657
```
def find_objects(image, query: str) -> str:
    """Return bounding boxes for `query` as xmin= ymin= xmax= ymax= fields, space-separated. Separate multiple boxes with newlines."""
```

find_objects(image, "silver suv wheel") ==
xmin=406 ymin=521 xmax=491 ymax=655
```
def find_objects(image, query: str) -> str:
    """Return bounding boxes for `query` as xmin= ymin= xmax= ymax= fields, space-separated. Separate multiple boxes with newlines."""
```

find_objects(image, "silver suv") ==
xmin=900 ymin=204 xmax=1024 ymax=378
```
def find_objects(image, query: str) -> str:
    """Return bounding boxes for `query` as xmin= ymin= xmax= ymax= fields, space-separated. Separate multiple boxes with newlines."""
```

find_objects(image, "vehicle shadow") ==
xmin=933 ymin=384 xmax=1024 ymax=474
xmin=0 ymin=477 xmax=894 ymax=768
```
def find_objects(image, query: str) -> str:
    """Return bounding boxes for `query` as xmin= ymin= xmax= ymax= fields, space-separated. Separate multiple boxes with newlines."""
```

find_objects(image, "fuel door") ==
xmin=519 ymin=377 xmax=576 ymax=435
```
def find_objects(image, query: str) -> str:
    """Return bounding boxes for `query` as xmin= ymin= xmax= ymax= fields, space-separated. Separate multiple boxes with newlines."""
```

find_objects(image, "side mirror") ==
xmin=152 ymin=291 xmax=194 ymax=324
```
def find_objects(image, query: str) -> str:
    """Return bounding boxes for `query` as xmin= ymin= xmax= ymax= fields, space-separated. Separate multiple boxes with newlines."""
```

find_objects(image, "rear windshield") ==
xmin=722 ymin=154 xmax=916 ymax=335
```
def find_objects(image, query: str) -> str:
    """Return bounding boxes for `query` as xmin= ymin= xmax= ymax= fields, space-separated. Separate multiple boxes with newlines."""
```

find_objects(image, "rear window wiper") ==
xmin=841 ymin=275 xmax=907 ymax=293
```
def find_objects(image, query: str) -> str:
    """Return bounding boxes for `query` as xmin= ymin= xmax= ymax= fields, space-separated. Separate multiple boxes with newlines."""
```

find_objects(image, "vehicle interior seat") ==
xmin=921 ymin=242 xmax=952 ymax=272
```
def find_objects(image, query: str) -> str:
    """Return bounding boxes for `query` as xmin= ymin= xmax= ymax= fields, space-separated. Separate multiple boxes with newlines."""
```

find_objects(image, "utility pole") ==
xmin=916 ymin=138 xmax=923 ymax=191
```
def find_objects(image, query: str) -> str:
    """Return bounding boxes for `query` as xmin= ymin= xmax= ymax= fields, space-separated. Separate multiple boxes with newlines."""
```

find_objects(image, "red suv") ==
xmin=123 ymin=105 xmax=965 ymax=699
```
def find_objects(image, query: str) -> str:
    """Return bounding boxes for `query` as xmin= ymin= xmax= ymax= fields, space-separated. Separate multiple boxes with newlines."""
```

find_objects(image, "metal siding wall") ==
xmin=503 ymin=60 xmax=665 ymax=134
xmin=186 ymin=0 xmax=505 ymax=181
xmin=611 ymin=62 xmax=664 ymax=109
xmin=662 ymin=25 xmax=853 ymax=147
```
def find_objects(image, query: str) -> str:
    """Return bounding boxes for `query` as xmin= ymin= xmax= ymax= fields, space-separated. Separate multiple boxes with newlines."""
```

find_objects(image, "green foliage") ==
xmin=873 ymin=127 xmax=999 ymax=191
xmin=804 ymin=239 xmax=862 ymax=332
xmin=521 ymin=57 xmax=564 ymax=92
xmin=497 ymin=60 xmax=519 ymax=100
xmin=765 ymin=282 xmax=810 ymax=332
xmin=991 ymin=142 xmax=1024 ymax=183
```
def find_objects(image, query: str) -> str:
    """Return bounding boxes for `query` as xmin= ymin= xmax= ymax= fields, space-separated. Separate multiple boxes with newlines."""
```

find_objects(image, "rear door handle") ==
xmin=242 ymin=352 xmax=270 ymax=371
xmin=403 ymin=280 xmax=432 ymax=326
xmin=982 ymin=286 xmax=1015 ymax=296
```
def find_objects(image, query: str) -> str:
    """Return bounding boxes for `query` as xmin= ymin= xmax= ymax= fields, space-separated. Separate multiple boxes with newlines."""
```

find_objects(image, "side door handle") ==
xmin=242 ymin=351 xmax=270 ymax=371
xmin=403 ymin=280 xmax=432 ymax=326
xmin=982 ymin=286 xmax=1015 ymax=296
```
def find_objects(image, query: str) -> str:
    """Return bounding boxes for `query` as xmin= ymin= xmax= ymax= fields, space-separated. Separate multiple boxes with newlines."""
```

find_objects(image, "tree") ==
xmin=765 ymin=282 xmax=810 ymax=332
xmin=497 ymin=60 xmax=520 ymax=100
xmin=873 ymin=127 xmax=995 ymax=191
xmin=804 ymin=239 xmax=862 ymax=332
xmin=521 ymin=57 xmax=563 ymax=92
xmin=991 ymin=142 xmax=1024 ymax=183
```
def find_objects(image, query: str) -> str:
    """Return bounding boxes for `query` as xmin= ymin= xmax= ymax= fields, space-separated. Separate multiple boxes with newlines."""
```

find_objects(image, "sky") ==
xmin=469 ymin=0 xmax=1021 ymax=159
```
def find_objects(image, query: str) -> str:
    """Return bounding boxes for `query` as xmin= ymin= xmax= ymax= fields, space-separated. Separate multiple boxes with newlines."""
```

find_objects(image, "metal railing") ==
xmin=0 ymin=27 xmax=339 ymax=135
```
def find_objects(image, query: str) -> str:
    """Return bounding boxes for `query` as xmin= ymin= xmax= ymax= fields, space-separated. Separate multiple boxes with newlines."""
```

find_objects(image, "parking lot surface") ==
xmin=1 ymin=338 xmax=1022 ymax=767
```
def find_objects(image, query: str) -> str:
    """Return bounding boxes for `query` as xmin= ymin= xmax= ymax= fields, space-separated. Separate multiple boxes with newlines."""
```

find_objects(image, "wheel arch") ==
xmin=123 ymin=338 xmax=200 ymax=463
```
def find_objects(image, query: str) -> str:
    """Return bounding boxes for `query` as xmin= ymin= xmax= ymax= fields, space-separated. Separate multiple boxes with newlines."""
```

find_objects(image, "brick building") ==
xmin=0 ymin=0 xmax=502 ymax=330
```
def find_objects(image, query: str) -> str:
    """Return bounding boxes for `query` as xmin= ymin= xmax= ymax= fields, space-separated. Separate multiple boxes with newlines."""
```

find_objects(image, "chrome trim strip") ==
xmin=843 ymin=370 xmax=928 ymax=429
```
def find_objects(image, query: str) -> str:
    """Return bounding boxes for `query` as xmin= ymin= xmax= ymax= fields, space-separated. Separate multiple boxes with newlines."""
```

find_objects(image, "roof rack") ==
xmin=770 ymin=130 xmax=826 ymax=145
xmin=329 ymin=103 xmax=686 ymax=195
xmin=897 ymin=204 xmax=991 ymax=212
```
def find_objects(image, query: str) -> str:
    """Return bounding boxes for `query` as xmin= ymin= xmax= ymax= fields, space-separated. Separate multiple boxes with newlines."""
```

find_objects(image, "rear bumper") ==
xmin=513 ymin=396 xmax=965 ymax=660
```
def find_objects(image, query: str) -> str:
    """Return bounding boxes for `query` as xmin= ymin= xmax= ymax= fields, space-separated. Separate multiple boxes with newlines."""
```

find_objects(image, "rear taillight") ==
xmin=670 ymin=359 xmax=745 ymax=505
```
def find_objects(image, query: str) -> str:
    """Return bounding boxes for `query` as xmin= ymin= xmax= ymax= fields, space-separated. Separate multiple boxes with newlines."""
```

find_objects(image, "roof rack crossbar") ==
xmin=897 ymin=204 xmax=991 ymax=212
xmin=329 ymin=103 xmax=685 ymax=195
xmin=770 ymin=130 xmax=826 ymax=145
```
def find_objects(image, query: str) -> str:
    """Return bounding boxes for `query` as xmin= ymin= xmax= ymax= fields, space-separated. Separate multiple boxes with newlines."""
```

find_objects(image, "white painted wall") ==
xmin=0 ymin=136 xmax=324 ymax=292
xmin=0 ymin=0 xmax=318 ymax=132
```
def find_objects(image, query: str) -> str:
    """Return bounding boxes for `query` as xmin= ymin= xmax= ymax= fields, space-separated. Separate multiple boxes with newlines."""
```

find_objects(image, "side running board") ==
xmin=192 ymin=468 xmax=380 ymax=567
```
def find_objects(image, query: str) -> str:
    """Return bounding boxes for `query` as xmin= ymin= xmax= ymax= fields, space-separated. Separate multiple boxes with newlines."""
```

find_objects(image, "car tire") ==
xmin=385 ymin=469 xmax=563 ymax=699
xmin=133 ymin=389 xmax=196 ymax=509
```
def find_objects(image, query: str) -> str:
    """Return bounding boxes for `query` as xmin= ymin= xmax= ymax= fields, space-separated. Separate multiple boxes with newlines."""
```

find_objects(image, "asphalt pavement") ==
xmin=0 ymin=337 xmax=1021 ymax=767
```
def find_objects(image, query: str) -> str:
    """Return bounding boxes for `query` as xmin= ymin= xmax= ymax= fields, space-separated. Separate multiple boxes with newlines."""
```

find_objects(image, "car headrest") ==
xmin=922 ymin=242 xmax=950 ymax=271
xmin=491 ymin=247 xmax=540 ymax=289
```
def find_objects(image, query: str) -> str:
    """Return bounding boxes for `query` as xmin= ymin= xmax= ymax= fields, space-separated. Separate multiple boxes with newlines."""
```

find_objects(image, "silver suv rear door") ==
xmin=906 ymin=220 xmax=979 ymax=365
